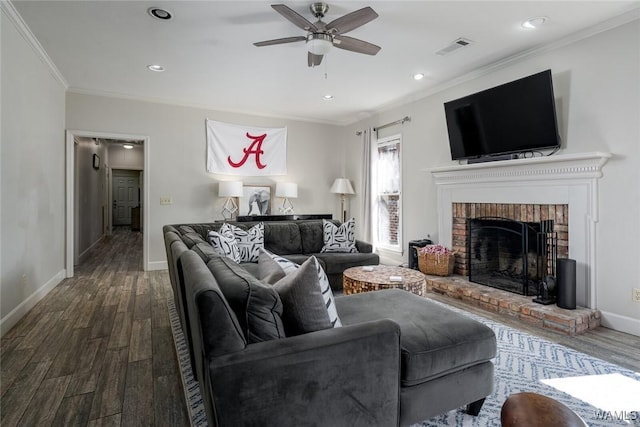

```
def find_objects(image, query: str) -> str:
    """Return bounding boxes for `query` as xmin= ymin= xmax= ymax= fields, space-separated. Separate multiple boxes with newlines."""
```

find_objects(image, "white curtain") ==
xmin=361 ymin=128 xmax=375 ymax=243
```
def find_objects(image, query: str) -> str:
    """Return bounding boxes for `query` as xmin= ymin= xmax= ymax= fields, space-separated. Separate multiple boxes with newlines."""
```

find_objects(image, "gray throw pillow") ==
xmin=206 ymin=256 xmax=285 ymax=343
xmin=258 ymin=249 xmax=289 ymax=284
xmin=272 ymin=256 xmax=333 ymax=336
xmin=259 ymin=249 xmax=342 ymax=328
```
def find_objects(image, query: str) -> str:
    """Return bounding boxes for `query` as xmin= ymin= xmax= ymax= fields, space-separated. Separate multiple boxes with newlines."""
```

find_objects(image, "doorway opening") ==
xmin=66 ymin=130 xmax=149 ymax=277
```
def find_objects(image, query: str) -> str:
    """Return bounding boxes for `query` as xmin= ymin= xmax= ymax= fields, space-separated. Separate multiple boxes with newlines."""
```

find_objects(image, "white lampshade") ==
xmin=275 ymin=182 xmax=298 ymax=198
xmin=330 ymin=178 xmax=355 ymax=195
xmin=307 ymin=33 xmax=333 ymax=55
xmin=218 ymin=181 xmax=243 ymax=197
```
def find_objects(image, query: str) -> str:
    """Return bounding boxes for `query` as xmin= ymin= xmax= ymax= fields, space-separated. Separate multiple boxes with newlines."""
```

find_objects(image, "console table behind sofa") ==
xmin=235 ymin=214 xmax=332 ymax=222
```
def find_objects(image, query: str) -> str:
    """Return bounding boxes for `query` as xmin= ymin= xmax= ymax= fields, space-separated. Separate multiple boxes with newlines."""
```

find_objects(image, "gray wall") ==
xmin=1 ymin=6 xmax=67 ymax=334
xmin=75 ymin=137 xmax=108 ymax=262
xmin=343 ymin=20 xmax=640 ymax=335
xmin=65 ymin=93 xmax=344 ymax=270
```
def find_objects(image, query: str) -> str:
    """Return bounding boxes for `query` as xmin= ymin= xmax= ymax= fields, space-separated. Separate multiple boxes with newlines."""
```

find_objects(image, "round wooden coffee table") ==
xmin=343 ymin=265 xmax=427 ymax=296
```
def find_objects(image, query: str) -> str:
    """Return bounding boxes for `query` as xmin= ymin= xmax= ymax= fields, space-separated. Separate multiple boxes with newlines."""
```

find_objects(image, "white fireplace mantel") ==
xmin=426 ymin=152 xmax=611 ymax=309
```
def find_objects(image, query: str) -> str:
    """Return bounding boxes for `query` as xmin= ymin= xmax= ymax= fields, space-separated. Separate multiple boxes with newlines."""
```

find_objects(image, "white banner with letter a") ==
xmin=206 ymin=119 xmax=287 ymax=176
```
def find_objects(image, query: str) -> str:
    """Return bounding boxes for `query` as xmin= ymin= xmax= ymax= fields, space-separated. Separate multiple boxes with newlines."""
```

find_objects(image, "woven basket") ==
xmin=416 ymin=249 xmax=455 ymax=276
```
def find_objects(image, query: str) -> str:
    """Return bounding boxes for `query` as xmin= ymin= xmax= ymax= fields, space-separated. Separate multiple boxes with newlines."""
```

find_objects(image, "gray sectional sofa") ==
xmin=164 ymin=219 xmax=379 ymax=290
xmin=163 ymin=220 xmax=497 ymax=427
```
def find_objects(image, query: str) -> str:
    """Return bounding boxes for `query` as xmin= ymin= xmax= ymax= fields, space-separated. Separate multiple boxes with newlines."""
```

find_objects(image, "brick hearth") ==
xmin=426 ymin=274 xmax=601 ymax=335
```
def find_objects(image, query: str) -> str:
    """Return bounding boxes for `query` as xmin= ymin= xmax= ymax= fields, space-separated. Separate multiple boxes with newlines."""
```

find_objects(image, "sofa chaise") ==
xmin=163 ymin=221 xmax=497 ymax=426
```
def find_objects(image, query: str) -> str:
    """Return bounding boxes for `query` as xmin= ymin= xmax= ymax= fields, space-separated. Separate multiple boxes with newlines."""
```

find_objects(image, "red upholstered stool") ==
xmin=501 ymin=392 xmax=588 ymax=427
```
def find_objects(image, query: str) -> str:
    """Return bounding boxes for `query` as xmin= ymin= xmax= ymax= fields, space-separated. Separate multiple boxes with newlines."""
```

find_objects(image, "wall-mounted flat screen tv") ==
xmin=444 ymin=69 xmax=560 ymax=161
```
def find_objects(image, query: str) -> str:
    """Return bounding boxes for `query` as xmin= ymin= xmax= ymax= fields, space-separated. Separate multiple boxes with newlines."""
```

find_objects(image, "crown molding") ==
xmin=364 ymin=7 xmax=640 ymax=124
xmin=66 ymin=86 xmax=346 ymax=127
xmin=2 ymin=1 xmax=68 ymax=88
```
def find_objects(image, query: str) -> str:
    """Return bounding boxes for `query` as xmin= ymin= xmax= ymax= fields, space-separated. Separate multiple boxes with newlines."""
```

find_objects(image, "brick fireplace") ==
xmin=429 ymin=152 xmax=611 ymax=309
xmin=452 ymin=202 xmax=569 ymax=277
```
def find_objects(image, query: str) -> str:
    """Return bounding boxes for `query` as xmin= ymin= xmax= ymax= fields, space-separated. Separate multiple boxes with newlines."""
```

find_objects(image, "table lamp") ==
xmin=218 ymin=181 xmax=243 ymax=220
xmin=275 ymin=182 xmax=298 ymax=215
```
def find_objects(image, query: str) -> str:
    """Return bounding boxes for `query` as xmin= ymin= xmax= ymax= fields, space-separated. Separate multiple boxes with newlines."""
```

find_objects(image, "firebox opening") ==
xmin=468 ymin=217 xmax=557 ymax=296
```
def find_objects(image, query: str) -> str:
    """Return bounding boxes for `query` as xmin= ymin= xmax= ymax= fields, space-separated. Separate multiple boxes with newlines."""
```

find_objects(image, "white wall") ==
xmin=65 ymin=93 xmax=344 ymax=270
xmin=344 ymin=20 xmax=640 ymax=335
xmin=1 ymin=6 xmax=67 ymax=334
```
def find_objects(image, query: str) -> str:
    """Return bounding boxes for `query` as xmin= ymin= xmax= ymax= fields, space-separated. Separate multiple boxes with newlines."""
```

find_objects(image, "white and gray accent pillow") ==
xmin=258 ymin=249 xmax=342 ymax=328
xmin=320 ymin=218 xmax=358 ymax=253
xmin=207 ymin=226 xmax=240 ymax=263
xmin=227 ymin=222 xmax=264 ymax=263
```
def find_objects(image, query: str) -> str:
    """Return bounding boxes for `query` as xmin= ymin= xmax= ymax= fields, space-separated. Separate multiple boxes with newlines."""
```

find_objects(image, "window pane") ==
xmin=377 ymin=143 xmax=400 ymax=194
xmin=375 ymin=138 xmax=401 ymax=249
xmin=377 ymin=194 xmax=400 ymax=246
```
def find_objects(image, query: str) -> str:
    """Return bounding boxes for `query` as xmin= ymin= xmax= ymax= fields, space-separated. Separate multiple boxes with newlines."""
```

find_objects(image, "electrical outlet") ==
xmin=160 ymin=197 xmax=172 ymax=205
xmin=633 ymin=288 xmax=640 ymax=303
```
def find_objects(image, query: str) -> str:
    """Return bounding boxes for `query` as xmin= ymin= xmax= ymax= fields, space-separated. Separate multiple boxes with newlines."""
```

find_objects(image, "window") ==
xmin=374 ymin=135 xmax=402 ymax=251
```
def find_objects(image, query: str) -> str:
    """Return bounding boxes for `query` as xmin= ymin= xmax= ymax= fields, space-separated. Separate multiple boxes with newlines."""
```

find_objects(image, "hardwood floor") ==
xmin=2 ymin=228 xmax=639 ymax=426
xmin=1 ymin=227 xmax=188 ymax=426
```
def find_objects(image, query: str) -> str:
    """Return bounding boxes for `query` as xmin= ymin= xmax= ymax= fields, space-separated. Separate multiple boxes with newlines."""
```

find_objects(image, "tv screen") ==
xmin=444 ymin=70 xmax=560 ymax=161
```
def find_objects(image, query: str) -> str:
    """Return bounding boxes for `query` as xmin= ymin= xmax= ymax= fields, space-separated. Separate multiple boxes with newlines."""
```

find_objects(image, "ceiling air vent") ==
xmin=436 ymin=38 xmax=473 ymax=56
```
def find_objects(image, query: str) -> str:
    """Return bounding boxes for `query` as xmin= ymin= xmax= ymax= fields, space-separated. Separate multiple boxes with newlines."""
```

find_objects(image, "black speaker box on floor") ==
xmin=408 ymin=239 xmax=433 ymax=270
xmin=557 ymin=258 xmax=577 ymax=309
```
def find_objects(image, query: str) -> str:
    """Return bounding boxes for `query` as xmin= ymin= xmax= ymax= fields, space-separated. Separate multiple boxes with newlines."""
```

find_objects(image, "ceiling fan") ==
xmin=253 ymin=3 xmax=381 ymax=67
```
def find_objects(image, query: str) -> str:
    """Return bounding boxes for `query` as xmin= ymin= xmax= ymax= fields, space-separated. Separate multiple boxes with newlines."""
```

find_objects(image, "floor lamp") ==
xmin=330 ymin=178 xmax=355 ymax=223
xmin=219 ymin=181 xmax=243 ymax=220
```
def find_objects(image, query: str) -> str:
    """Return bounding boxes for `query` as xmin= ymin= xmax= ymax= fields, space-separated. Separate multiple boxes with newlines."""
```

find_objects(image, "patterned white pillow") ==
xmin=258 ymin=249 xmax=342 ymax=328
xmin=227 ymin=223 xmax=264 ymax=263
xmin=207 ymin=226 xmax=240 ymax=263
xmin=320 ymin=218 xmax=358 ymax=253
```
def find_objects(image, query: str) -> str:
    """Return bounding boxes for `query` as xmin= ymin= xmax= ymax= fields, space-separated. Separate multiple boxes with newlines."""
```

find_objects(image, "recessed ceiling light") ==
xmin=148 ymin=7 xmax=172 ymax=21
xmin=522 ymin=17 xmax=548 ymax=29
xmin=147 ymin=64 xmax=165 ymax=72
xmin=123 ymin=144 xmax=134 ymax=150
xmin=322 ymin=94 xmax=334 ymax=100
xmin=413 ymin=73 xmax=425 ymax=81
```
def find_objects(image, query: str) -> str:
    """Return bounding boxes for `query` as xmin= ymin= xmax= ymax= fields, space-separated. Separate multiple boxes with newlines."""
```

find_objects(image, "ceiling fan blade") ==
xmin=271 ymin=4 xmax=318 ymax=32
xmin=308 ymin=52 xmax=324 ymax=67
xmin=333 ymin=35 xmax=381 ymax=55
xmin=326 ymin=7 xmax=378 ymax=35
xmin=254 ymin=36 xmax=306 ymax=47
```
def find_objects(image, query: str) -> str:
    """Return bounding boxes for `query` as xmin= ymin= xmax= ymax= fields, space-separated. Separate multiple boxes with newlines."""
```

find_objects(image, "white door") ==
xmin=113 ymin=173 xmax=139 ymax=226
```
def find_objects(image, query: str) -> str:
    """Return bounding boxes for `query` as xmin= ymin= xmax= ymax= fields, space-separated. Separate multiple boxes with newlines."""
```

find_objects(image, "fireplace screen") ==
xmin=467 ymin=217 xmax=556 ymax=296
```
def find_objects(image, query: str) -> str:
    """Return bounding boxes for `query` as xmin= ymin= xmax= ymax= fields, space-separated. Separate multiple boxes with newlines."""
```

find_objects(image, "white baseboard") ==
xmin=0 ymin=269 xmax=66 ymax=337
xmin=600 ymin=311 xmax=640 ymax=337
xmin=147 ymin=260 xmax=168 ymax=271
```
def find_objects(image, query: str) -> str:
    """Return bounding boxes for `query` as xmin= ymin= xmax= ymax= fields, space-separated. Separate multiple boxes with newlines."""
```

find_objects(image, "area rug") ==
xmin=168 ymin=297 xmax=640 ymax=427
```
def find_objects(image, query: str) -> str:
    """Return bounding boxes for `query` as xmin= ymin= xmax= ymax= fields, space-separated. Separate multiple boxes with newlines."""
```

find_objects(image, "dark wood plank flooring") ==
xmin=2 ymin=228 xmax=639 ymax=426
xmin=1 ymin=227 xmax=188 ymax=426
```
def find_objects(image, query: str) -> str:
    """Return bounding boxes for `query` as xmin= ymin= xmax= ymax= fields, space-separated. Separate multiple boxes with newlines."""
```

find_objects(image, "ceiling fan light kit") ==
xmin=254 ymin=2 xmax=380 ymax=67
xmin=307 ymin=33 xmax=333 ymax=55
